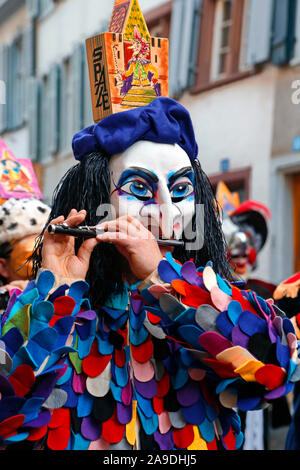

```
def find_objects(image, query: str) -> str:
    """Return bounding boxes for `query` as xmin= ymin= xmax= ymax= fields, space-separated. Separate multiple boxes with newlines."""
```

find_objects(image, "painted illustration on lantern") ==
xmin=86 ymin=0 xmax=169 ymax=122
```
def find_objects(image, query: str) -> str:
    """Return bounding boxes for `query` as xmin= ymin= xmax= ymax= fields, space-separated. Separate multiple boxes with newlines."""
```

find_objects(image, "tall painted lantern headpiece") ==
xmin=86 ymin=0 xmax=169 ymax=121
xmin=71 ymin=0 xmax=202 ymax=250
xmin=73 ymin=0 xmax=198 ymax=162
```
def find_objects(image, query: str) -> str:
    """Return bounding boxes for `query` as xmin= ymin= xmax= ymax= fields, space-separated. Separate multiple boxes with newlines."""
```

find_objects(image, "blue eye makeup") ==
xmin=168 ymin=167 xmax=194 ymax=203
xmin=115 ymin=167 xmax=158 ymax=202
xmin=113 ymin=166 xmax=195 ymax=204
xmin=120 ymin=180 xmax=153 ymax=201
xmin=170 ymin=181 xmax=194 ymax=202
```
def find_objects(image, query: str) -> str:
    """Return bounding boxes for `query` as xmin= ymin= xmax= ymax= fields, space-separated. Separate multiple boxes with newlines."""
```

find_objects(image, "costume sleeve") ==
xmin=274 ymin=272 xmax=300 ymax=303
xmin=0 ymin=269 xmax=92 ymax=448
xmin=138 ymin=253 xmax=300 ymax=413
xmin=274 ymin=273 xmax=300 ymax=334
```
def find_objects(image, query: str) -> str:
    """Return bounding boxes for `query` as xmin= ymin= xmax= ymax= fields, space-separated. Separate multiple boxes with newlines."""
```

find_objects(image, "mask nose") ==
xmin=139 ymin=185 xmax=180 ymax=240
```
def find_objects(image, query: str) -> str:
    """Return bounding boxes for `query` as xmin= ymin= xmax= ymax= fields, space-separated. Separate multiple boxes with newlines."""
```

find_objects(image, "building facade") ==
xmin=0 ymin=0 xmax=300 ymax=285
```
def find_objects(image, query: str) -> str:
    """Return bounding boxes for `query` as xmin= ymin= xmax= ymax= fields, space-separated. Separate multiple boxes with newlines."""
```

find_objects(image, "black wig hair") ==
xmin=30 ymin=151 xmax=231 ymax=307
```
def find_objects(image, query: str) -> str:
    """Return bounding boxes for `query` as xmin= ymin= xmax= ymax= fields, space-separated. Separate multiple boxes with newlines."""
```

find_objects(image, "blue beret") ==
xmin=72 ymin=97 xmax=198 ymax=162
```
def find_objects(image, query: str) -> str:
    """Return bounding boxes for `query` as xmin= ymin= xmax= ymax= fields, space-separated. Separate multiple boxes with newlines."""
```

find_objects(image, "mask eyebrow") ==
xmin=168 ymin=167 xmax=193 ymax=186
xmin=126 ymin=167 xmax=159 ymax=184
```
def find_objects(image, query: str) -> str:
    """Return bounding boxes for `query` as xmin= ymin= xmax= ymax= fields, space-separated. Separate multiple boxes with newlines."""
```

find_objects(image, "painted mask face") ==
xmin=109 ymin=141 xmax=195 ymax=240
xmin=222 ymin=218 xmax=257 ymax=279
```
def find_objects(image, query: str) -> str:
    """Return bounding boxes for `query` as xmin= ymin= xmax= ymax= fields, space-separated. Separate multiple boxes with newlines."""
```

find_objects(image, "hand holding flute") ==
xmin=43 ymin=209 xmax=173 ymax=282
xmin=48 ymin=223 xmax=184 ymax=247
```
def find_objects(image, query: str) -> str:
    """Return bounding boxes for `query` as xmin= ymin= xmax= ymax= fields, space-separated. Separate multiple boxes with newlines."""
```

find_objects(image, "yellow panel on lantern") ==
xmin=108 ymin=0 xmax=150 ymax=41
xmin=123 ymin=3 xmax=150 ymax=41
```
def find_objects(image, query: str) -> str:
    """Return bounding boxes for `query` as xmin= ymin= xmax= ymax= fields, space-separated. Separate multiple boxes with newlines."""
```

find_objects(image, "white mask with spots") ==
xmin=109 ymin=141 xmax=195 ymax=241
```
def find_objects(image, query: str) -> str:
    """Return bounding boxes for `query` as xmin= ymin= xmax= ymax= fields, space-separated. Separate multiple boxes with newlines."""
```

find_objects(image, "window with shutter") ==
xmin=48 ymin=64 xmax=59 ymax=156
xmin=0 ymin=44 xmax=8 ymax=134
xmin=23 ymin=24 xmax=35 ymax=78
xmin=149 ymin=0 xmax=197 ymax=98
xmin=210 ymin=0 xmax=233 ymax=80
xmin=0 ymin=79 xmax=5 ymax=107
xmin=291 ymin=0 xmax=300 ymax=64
xmin=239 ymin=0 xmax=251 ymax=70
xmin=209 ymin=167 xmax=251 ymax=202
xmin=40 ymin=74 xmax=50 ymax=161
xmin=12 ymin=40 xmax=21 ymax=127
xmin=22 ymin=24 xmax=35 ymax=123
xmin=145 ymin=1 xmax=172 ymax=38
xmin=27 ymin=76 xmax=40 ymax=161
xmin=177 ymin=0 xmax=196 ymax=95
xmin=144 ymin=1 xmax=175 ymax=92
xmin=191 ymin=0 xmax=253 ymax=95
xmin=59 ymin=57 xmax=73 ymax=156
xmin=39 ymin=66 xmax=59 ymax=161
xmin=271 ymin=0 xmax=297 ymax=66
xmin=26 ymin=0 xmax=40 ymax=20
xmin=39 ymin=0 xmax=55 ymax=19
xmin=70 ymin=44 xmax=84 ymax=136
xmin=6 ymin=37 xmax=25 ymax=130
xmin=245 ymin=0 xmax=273 ymax=68
xmin=188 ymin=0 xmax=202 ymax=89
xmin=168 ymin=0 xmax=184 ymax=97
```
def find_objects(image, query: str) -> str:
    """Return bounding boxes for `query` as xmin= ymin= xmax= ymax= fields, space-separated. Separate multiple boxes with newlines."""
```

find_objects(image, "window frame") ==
xmin=209 ymin=167 xmax=251 ymax=202
xmin=144 ymin=0 xmax=172 ymax=39
xmin=39 ymin=0 xmax=55 ymax=20
xmin=59 ymin=56 xmax=73 ymax=157
xmin=190 ymin=0 xmax=253 ymax=95
xmin=210 ymin=0 xmax=234 ymax=81
xmin=6 ymin=34 xmax=26 ymax=131
xmin=39 ymin=72 xmax=51 ymax=162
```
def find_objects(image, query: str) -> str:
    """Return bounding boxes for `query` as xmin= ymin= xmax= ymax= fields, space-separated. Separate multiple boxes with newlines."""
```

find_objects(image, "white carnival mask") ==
xmin=109 ymin=141 xmax=195 ymax=241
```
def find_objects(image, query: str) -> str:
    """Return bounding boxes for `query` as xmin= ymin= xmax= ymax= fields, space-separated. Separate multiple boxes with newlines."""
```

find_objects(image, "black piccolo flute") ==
xmin=48 ymin=224 xmax=185 ymax=247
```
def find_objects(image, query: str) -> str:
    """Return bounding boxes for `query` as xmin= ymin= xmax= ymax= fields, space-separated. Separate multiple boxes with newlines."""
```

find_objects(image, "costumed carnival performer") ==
xmin=273 ymin=272 xmax=300 ymax=449
xmin=0 ymin=198 xmax=51 ymax=308
xmin=217 ymin=184 xmax=291 ymax=449
xmin=0 ymin=0 xmax=299 ymax=451
xmin=0 ymin=138 xmax=50 ymax=312
xmin=217 ymin=182 xmax=274 ymax=297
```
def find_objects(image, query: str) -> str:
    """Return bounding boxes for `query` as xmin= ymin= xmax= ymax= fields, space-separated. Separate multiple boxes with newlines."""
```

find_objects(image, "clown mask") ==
xmin=109 ymin=141 xmax=195 ymax=242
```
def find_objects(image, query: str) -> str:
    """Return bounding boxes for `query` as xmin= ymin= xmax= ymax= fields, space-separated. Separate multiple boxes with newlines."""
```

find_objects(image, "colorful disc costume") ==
xmin=0 ymin=254 xmax=299 ymax=450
